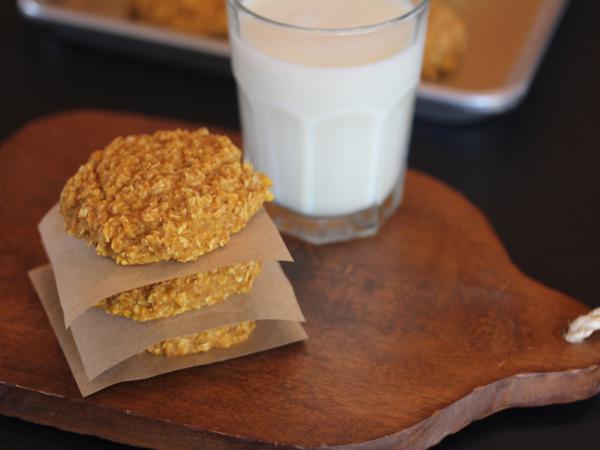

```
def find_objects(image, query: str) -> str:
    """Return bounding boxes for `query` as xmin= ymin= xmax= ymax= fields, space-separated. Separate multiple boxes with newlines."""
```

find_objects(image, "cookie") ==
xmin=97 ymin=261 xmax=262 ymax=321
xmin=146 ymin=321 xmax=256 ymax=356
xmin=422 ymin=0 xmax=468 ymax=82
xmin=129 ymin=0 xmax=228 ymax=38
xmin=60 ymin=128 xmax=273 ymax=265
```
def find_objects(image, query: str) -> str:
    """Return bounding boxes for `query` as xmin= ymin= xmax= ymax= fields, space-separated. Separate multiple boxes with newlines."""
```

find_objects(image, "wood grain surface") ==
xmin=1 ymin=110 xmax=600 ymax=450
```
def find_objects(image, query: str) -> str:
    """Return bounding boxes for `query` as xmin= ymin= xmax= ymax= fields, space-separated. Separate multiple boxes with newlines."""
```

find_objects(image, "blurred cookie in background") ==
xmin=129 ymin=0 xmax=229 ymax=38
xmin=422 ymin=0 xmax=468 ymax=82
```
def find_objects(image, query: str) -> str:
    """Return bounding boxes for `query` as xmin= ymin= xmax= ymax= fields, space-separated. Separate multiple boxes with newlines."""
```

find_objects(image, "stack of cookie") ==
xmin=30 ymin=128 xmax=306 ymax=396
xmin=61 ymin=128 xmax=273 ymax=357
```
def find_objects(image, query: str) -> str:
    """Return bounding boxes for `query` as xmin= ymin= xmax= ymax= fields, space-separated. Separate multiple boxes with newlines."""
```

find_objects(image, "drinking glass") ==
xmin=227 ymin=0 xmax=429 ymax=244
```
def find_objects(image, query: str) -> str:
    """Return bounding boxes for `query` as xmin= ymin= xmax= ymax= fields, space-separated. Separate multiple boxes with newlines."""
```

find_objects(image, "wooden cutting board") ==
xmin=1 ymin=110 xmax=600 ymax=450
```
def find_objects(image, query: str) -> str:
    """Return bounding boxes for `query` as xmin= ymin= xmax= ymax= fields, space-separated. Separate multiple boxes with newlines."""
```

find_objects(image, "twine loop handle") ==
xmin=565 ymin=307 xmax=600 ymax=343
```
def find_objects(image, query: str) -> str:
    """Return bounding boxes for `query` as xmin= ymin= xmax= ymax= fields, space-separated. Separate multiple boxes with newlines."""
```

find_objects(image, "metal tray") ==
xmin=18 ymin=0 xmax=568 ymax=123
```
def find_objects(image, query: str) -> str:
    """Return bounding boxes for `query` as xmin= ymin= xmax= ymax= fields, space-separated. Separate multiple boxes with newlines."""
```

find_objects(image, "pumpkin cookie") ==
xmin=422 ymin=0 xmax=468 ymax=82
xmin=60 ymin=128 xmax=273 ymax=265
xmin=97 ymin=261 xmax=261 ymax=321
xmin=129 ymin=0 xmax=229 ymax=38
xmin=147 ymin=321 xmax=256 ymax=356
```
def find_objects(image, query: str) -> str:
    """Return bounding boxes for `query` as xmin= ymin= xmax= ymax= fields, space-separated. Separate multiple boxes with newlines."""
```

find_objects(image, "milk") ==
xmin=229 ymin=0 xmax=426 ymax=217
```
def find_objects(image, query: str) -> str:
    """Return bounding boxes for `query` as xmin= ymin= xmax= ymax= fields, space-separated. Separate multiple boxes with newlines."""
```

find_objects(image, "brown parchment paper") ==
xmin=39 ymin=204 xmax=292 ymax=327
xmin=70 ymin=261 xmax=304 ymax=379
xmin=29 ymin=266 xmax=308 ymax=397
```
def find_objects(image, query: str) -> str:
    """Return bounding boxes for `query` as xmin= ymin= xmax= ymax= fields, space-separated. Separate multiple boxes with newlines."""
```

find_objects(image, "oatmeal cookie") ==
xmin=97 ymin=261 xmax=261 ymax=321
xmin=422 ymin=0 xmax=468 ymax=82
xmin=60 ymin=128 xmax=273 ymax=265
xmin=147 ymin=321 xmax=256 ymax=356
xmin=129 ymin=0 xmax=228 ymax=38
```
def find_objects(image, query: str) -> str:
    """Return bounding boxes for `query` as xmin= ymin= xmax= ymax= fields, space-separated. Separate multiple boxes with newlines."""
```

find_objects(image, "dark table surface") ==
xmin=1 ymin=0 xmax=600 ymax=449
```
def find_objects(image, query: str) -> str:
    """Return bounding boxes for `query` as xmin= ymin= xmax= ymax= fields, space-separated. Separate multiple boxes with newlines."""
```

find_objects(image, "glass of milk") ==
xmin=228 ymin=0 xmax=429 ymax=244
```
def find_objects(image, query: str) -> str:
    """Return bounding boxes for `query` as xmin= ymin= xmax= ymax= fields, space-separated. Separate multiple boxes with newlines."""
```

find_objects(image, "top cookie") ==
xmin=60 ymin=128 xmax=273 ymax=265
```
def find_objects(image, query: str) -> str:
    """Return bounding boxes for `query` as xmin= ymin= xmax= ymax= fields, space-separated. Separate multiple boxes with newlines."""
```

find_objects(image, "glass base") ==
xmin=265 ymin=180 xmax=404 ymax=245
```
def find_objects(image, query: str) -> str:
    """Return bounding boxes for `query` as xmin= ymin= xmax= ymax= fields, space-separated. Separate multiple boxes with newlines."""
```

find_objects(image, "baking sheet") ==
xmin=18 ymin=0 xmax=568 ymax=122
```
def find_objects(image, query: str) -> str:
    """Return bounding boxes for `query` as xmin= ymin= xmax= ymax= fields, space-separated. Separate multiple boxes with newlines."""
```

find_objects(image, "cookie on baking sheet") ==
xmin=129 ymin=0 xmax=228 ymax=38
xmin=97 ymin=261 xmax=262 ymax=321
xmin=422 ymin=0 xmax=468 ymax=82
xmin=147 ymin=321 xmax=256 ymax=357
xmin=60 ymin=128 xmax=273 ymax=265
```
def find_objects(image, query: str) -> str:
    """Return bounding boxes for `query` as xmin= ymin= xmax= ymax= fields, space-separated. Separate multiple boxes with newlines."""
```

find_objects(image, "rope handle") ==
xmin=564 ymin=307 xmax=600 ymax=343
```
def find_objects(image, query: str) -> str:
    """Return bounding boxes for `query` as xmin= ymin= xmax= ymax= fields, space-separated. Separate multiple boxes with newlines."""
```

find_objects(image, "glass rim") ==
xmin=228 ymin=0 xmax=429 ymax=34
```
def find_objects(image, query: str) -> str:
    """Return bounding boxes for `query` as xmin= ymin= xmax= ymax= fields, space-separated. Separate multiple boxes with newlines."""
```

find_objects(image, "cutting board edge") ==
xmin=3 ymin=363 xmax=600 ymax=450
xmin=0 ymin=380 xmax=270 ymax=450
xmin=389 ymin=363 xmax=600 ymax=450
